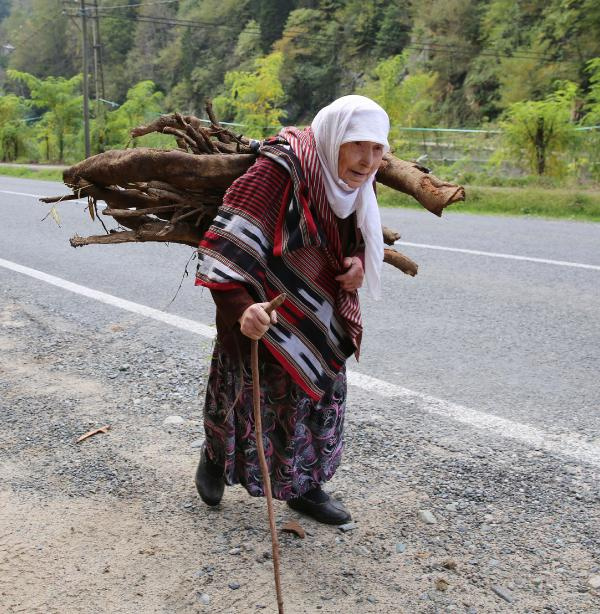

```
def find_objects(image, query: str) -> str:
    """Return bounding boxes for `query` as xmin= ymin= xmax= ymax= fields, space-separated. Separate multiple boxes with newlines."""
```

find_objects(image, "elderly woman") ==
xmin=194 ymin=95 xmax=389 ymax=525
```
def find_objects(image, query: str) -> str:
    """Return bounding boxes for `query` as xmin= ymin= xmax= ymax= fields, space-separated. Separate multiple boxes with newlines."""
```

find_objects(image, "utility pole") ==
xmin=80 ymin=0 xmax=91 ymax=158
xmin=91 ymin=0 xmax=105 ymax=104
xmin=90 ymin=0 xmax=105 ymax=152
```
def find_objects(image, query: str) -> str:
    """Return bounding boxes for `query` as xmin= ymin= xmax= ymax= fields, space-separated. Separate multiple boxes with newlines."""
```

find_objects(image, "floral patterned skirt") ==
xmin=202 ymin=342 xmax=347 ymax=501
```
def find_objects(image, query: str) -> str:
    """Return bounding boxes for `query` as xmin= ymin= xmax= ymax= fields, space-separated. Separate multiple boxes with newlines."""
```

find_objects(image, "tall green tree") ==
xmin=3 ymin=0 xmax=77 ymax=78
xmin=580 ymin=58 xmax=600 ymax=181
xmin=99 ymin=1 xmax=139 ymax=103
xmin=275 ymin=8 xmax=340 ymax=122
xmin=214 ymin=52 xmax=285 ymax=137
xmin=373 ymin=3 xmax=412 ymax=59
xmin=411 ymin=0 xmax=484 ymax=125
xmin=123 ymin=0 xmax=178 ymax=96
xmin=0 ymin=93 xmax=34 ymax=161
xmin=361 ymin=54 xmax=437 ymax=152
xmin=583 ymin=58 xmax=600 ymax=124
xmin=256 ymin=0 xmax=295 ymax=53
xmin=362 ymin=54 xmax=437 ymax=124
xmin=160 ymin=0 xmax=251 ymax=115
xmin=495 ymin=81 xmax=578 ymax=175
xmin=7 ymin=69 xmax=83 ymax=162
xmin=105 ymin=80 xmax=164 ymax=148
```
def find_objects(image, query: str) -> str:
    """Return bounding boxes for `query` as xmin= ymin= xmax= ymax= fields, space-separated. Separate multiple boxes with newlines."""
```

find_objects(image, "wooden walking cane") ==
xmin=251 ymin=293 xmax=287 ymax=614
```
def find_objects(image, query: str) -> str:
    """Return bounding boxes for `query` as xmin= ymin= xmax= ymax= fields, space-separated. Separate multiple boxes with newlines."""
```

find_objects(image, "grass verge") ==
xmin=378 ymin=184 xmax=600 ymax=222
xmin=0 ymin=165 xmax=64 ymax=182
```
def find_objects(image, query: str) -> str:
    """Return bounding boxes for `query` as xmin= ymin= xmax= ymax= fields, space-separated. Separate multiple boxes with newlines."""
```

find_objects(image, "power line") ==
xmin=99 ymin=0 xmax=179 ymax=8
xmin=89 ymin=3 xmax=559 ymax=61
xmin=79 ymin=10 xmax=569 ymax=63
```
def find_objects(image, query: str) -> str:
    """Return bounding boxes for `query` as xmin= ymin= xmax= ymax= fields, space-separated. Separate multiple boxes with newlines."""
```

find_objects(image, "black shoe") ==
xmin=194 ymin=444 xmax=225 ymax=507
xmin=287 ymin=486 xmax=352 ymax=525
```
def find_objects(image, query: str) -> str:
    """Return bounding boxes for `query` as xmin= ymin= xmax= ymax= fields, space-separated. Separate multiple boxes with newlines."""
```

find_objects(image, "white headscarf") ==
xmin=311 ymin=95 xmax=390 ymax=300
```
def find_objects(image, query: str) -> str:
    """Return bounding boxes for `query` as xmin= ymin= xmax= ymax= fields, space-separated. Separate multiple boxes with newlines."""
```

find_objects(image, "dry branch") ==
xmin=383 ymin=248 xmax=418 ymax=276
xmin=48 ymin=105 xmax=465 ymax=279
xmin=376 ymin=153 xmax=465 ymax=216
xmin=382 ymin=226 xmax=401 ymax=245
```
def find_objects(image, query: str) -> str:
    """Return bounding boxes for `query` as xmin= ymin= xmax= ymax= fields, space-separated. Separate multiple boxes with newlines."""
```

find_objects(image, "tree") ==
xmin=123 ymin=0 xmax=178 ymax=94
xmin=580 ymin=58 xmax=600 ymax=181
xmin=256 ymin=0 xmax=296 ymax=53
xmin=158 ymin=0 xmax=252 ymax=115
xmin=583 ymin=58 xmax=600 ymax=124
xmin=234 ymin=19 xmax=264 ymax=68
xmin=373 ymin=3 xmax=412 ymax=60
xmin=3 ymin=0 xmax=77 ymax=78
xmin=275 ymin=8 xmax=340 ymax=122
xmin=496 ymin=81 xmax=578 ymax=175
xmin=105 ymin=80 xmax=165 ymax=148
xmin=411 ymin=0 xmax=483 ymax=125
xmin=214 ymin=52 xmax=285 ymax=138
xmin=361 ymin=54 xmax=437 ymax=148
xmin=0 ymin=93 xmax=34 ymax=161
xmin=7 ymin=69 xmax=83 ymax=162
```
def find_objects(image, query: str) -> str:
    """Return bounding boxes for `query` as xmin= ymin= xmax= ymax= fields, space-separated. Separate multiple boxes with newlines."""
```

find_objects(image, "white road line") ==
xmin=0 ymin=189 xmax=45 ymax=198
xmin=348 ymin=372 xmax=600 ymax=468
xmin=0 ymin=189 xmax=88 ymax=204
xmin=2 ymin=256 xmax=600 ymax=468
xmin=0 ymin=258 xmax=215 ymax=338
xmin=396 ymin=240 xmax=600 ymax=271
xmin=4 ymin=189 xmax=599 ymax=271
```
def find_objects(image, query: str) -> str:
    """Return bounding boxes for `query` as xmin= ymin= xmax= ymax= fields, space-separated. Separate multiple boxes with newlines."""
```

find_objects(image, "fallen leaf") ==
xmin=282 ymin=520 xmax=305 ymax=539
xmin=88 ymin=198 xmax=95 ymax=221
xmin=50 ymin=205 xmax=61 ymax=226
xmin=76 ymin=425 xmax=110 ymax=443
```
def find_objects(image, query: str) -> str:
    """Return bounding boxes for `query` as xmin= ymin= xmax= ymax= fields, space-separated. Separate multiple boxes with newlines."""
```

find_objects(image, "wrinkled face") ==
xmin=337 ymin=140 xmax=385 ymax=189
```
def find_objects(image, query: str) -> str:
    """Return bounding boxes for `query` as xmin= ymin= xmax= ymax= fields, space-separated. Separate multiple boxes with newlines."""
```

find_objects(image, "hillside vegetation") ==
xmin=0 ymin=0 xmax=599 ymax=188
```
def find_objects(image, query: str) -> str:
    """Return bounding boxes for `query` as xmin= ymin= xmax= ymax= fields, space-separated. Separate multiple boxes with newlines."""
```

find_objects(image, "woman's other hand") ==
xmin=335 ymin=256 xmax=364 ymax=292
xmin=239 ymin=302 xmax=278 ymax=340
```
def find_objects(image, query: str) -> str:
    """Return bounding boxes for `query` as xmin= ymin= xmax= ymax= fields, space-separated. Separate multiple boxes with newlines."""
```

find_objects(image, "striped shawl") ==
xmin=195 ymin=127 xmax=362 ymax=400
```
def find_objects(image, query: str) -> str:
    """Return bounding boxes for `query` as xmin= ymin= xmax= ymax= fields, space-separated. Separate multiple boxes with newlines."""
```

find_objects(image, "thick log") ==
xmin=63 ymin=148 xmax=256 ymax=191
xmin=62 ymin=148 xmax=464 ymax=215
xmin=383 ymin=248 xmax=418 ymax=276
xmin=376 ymin=153 xmax=465 ymax=216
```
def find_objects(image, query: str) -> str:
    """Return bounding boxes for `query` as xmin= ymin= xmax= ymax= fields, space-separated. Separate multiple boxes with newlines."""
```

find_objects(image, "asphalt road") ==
xmin=1 ymin=176 xmax=598 ymax=445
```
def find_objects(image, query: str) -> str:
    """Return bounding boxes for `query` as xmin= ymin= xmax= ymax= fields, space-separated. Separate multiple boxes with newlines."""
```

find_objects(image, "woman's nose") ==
xmin=359 ymin=148 xmax=373 ymax=167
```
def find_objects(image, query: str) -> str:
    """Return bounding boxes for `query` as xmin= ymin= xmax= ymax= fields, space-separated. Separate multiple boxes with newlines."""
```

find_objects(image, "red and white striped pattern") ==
xmin=282 ymin=127 xmax=362 ymax=348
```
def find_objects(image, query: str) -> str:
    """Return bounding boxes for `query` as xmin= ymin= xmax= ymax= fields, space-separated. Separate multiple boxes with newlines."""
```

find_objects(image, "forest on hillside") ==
xmin=1 ymin=0 xmax=599 ymax=181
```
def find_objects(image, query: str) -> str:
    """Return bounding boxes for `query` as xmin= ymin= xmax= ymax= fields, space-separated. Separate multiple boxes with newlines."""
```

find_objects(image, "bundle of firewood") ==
xmin=42 ymin=103 xmax=465 ymax=276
